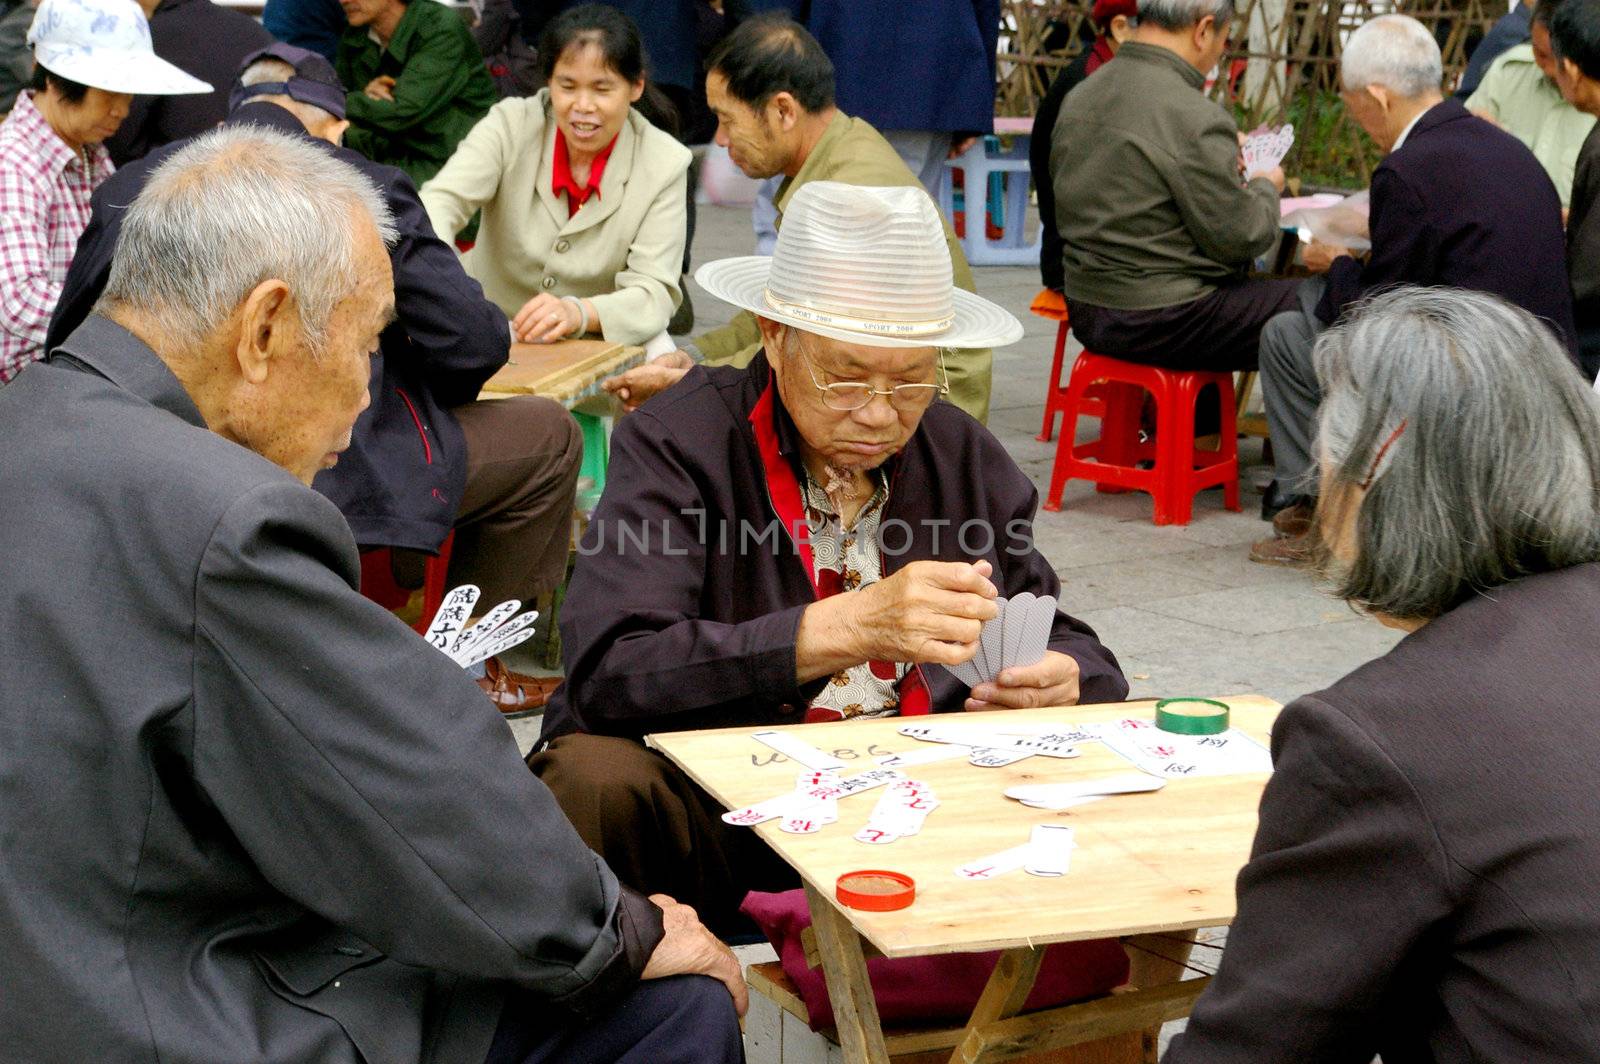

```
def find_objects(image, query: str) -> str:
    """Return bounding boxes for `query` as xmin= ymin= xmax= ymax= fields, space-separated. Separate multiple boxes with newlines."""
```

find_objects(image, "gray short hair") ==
xmin=1137 ymin=0 xmax=1233 ymax=31
xmin=237 ymin=57 xmax=340 ymax=128
xmin=1313 ymin=287 xmax=1600 ymax=621
xmin=1341 ymin=14 xmax=1444 ymax=98
xmin=100 ymin=125 xmax=396 ymax=355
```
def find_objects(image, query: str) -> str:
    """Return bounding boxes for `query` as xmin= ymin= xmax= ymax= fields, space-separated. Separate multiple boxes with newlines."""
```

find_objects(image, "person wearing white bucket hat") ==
xmin=0 ymin=0 xmax=207 ymax=383
xmin=529 ymin=181 xmax=1128 ymax=935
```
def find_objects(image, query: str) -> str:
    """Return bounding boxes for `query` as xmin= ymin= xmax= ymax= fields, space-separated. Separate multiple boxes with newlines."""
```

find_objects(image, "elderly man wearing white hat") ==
xmin=531 ymin=181 xmax=1129 ymax=934
xmin=0 ymin=0 xmax=207 ymax=384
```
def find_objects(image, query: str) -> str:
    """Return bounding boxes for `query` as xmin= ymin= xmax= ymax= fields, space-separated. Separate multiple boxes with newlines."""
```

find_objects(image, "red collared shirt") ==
xmin=551 ymin=128 xmax=618 ymax=218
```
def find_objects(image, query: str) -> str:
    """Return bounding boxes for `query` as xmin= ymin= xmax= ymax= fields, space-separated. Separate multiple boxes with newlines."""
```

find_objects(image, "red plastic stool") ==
xmin=1042 ymin=353 xmax=1240 ymax=525
xmin=358 ymin=530 xmax=455 ymax=635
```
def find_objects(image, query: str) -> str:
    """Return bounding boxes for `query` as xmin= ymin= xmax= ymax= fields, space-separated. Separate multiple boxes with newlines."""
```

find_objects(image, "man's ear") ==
xmin=232 ymin=279 xmax=294 ymax=385
xmin=1365 ymin=83 xmax=1391 ymax=115
xmin=769 ymin=91 xmax=801 ymax=132
xmin=755 ymin=315 xmax=786 ymax=364
xmin=1192 ymin=14 xmax=1216 ymax=53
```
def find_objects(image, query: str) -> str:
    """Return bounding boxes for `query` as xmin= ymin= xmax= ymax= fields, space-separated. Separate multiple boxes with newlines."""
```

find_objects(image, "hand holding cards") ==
xmin=1242 ymin=123 xmax=1295 ymax=178
xmin=422 ymin=584 xmax=541 ymax=668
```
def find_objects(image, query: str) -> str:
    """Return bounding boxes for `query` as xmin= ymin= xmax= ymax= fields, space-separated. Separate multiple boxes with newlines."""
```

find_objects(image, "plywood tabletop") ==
xmin=649 ymin=696 xmax=1280 ymax=958
xmin=478 ymin=339 xmax=644 ymax=406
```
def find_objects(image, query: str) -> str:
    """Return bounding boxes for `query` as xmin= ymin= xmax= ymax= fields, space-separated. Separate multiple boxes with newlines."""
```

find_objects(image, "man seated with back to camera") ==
xmin=48 ymin=44 xmax=582 ymax=715
xmin=529 ymin=181 xmax=1128 ymax=937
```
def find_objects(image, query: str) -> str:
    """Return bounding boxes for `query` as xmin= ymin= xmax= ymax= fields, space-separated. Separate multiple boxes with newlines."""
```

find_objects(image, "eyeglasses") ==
xmin=802 ymin=350 xmax=950 ymax=412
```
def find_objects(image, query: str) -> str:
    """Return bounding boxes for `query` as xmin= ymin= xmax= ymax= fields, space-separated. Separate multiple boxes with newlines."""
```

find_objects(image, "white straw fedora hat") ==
xmin=28 ymin=0 xmax=212 ymax=95
xmin=695 ymin=181 xmax=1024 ymax=350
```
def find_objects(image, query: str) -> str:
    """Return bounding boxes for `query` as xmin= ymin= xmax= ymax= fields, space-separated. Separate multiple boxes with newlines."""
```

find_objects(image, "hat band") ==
xmin=763 ymin=290 xmax=954 ymax=339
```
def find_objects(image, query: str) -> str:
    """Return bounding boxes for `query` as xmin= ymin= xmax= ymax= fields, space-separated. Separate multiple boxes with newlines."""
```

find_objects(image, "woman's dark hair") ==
xmin=537 ymin=3 xmax=678 ymax=137
xmin=1534 ymin=0 xmax=1568 ymax=28
xmin=30 ymin=64 xmax=90 ymax=104
xmin=705 ymin=14 xmax=835 ymax=113
xmin=1550 ymin=0 xmax=1600 ymax=78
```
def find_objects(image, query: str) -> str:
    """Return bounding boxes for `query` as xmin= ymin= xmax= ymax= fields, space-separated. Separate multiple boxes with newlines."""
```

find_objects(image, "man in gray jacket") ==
xmin=0 ymin=125 xmax=743 ymax=1063
xmin=1052 ymin=0 xmax=1301 ymax=373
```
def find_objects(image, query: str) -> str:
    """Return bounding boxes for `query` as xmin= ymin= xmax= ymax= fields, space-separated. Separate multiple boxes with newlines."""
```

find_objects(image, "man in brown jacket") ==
xmin=1052 ymin=0 xmax=1301 ymax=373
xmin=604 ymin=15 xmax=994 ymax=422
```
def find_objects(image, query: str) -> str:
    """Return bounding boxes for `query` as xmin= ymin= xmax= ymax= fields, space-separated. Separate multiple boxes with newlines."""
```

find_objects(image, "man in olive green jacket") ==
xmin=1052 ymin=0 xmax=1300 ymax=373
xmin=606 ymin=15 xmax=993 ymax=423
xmin=337 ymin=0 xmax=497 ymax=187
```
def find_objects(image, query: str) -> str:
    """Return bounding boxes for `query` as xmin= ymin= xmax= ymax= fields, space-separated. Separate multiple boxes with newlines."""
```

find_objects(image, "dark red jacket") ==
xmin=540 ymin=353 xmax=1128 ymax=744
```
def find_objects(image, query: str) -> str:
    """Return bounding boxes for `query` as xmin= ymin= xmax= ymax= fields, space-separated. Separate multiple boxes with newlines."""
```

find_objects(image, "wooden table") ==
xmin=477 ymin=339 xmax=644 ymax=409
xmin=650 ymin=695 xmax=1280 ymax=1063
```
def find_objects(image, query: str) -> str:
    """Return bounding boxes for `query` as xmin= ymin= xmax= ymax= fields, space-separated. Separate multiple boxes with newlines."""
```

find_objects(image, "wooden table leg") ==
xmin=803 ymin=881 xmax=892 ymax=1064
xmin=950 ymin=946 xmax=1045 ymax=1063
xmin=1122 ymin=929 xmax=1201 ymax=1064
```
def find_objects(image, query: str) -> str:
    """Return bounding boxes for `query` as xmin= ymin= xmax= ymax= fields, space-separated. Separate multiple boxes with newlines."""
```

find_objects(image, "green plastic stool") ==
xmin=575 ymin=411 xmax=609 ymax=512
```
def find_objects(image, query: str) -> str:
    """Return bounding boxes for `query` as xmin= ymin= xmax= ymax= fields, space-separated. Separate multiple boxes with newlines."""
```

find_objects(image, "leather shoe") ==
xmin=1248 ymin=530 xmax=1311 ymax=567
xmin=1272 ymin=501 xmax=1314 ymax=539
xmin=1261 ymin=480 xmax=1311 ymax=521
xmin=478 ymin=656 xmax=561 ymax=718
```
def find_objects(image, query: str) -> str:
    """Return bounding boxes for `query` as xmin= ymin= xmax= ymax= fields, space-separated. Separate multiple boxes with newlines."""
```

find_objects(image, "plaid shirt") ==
xmin=0 ymin=92 xmax=112 ymax=384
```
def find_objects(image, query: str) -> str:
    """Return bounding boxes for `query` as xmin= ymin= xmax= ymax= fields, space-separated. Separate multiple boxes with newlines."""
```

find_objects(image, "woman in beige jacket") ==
xmin=420 ymin=5 xmax=690 ymax=347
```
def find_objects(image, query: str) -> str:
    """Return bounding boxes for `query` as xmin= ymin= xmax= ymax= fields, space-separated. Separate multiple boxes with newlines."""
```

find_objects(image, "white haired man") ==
xmin=1050 ymin=0 xmax=1300 ymax=381
xmin=49 ymin=44 xmax=582 ymax=715
xmin=532 ymin=181 xmax=1128 ymax=936
xmin=0 ymin=125 xmax=743 ymax=1063
xmin=1252 ymin=13 xmax=1577 ymax=565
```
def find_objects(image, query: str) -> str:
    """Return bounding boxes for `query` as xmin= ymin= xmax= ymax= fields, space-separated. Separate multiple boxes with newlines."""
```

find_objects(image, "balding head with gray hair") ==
xmin=1341 ymin=14 xmax=1444 ymax=98
xmin=1137 ymin=0 xmax=1234 ymax=32
xmin=100 ymin=124 xmax=396 ymax=355
xmin=1312 ymin=287 xmax=1600 ymax=621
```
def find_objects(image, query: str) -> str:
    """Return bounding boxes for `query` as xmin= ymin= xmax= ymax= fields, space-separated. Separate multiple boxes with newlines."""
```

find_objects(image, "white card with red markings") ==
xmin=1094 ymin=718 xmax=1272 ymax=778
xmin=1242 ymin=123 xmax=1295 ymax=176
xmin=853 ymin=779 xmax=940 ymax=845
xmin=721 ymin=767 xmax=905 ymax=830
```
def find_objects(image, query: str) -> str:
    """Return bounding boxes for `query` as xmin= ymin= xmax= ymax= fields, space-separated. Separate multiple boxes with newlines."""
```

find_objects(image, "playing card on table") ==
xmin=853 ymin=779 xmax=939 ymax=844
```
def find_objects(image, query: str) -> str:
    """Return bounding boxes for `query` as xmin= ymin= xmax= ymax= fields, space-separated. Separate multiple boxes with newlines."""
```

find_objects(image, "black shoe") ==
xmin=1261 ymin=480 xmax=1311 ymax=521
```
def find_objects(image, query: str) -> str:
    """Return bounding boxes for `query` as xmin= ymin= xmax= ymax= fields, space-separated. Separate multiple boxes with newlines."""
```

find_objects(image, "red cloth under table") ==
xmin=741 ymin=889 xmax=1131 ymax=1031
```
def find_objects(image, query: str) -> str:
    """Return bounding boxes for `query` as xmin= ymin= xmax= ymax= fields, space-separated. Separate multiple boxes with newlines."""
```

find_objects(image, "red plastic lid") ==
xmin=836 ymin=869 xmax=916 ymax=911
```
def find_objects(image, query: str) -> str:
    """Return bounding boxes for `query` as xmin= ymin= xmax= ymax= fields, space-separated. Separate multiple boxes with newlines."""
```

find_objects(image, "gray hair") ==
xmin=99 ymin=124 xmax=396 ymax=355
xmin=1136 ymin=0 xmax=1233 ymax=31
xmin=1341 ymin=14 xmax=1444 ymax=98
xmin=1312 ymin=287 xmax=1600 ymax=621
xmin=237 ymin=57 xmax=340 ymax=128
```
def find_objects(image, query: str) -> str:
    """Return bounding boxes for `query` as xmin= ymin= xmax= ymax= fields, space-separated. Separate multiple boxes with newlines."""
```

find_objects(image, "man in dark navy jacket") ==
xmin=1252 ymin=14 xmax=1577 ymax=566
xmin=531 ymin=182 xmax=1127 ymax=934
xmin=49 ymin=46 xmax=581 ymax=713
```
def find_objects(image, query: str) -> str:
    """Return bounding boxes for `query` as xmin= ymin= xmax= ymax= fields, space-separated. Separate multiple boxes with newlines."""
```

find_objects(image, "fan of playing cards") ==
xmin=1242 ymin=123 xmax=1294 ymax=177
xmin=943 ymin=592 xmax=1056 ymax=689
xmin=420 ymin=584 xmax=541 ymax=668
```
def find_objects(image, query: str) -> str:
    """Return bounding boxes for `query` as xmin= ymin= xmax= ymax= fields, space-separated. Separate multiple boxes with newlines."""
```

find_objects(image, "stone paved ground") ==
xmin=508 ymin=201 xmax=1403 ymax=1055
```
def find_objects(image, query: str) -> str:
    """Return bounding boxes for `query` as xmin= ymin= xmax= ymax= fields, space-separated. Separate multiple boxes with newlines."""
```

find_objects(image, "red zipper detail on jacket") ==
xmin=396 ymin=386 xmax=433 ymax=465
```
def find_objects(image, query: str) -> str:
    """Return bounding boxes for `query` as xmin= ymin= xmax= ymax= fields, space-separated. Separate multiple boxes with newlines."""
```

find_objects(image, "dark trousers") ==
xmin=1066 ymin=278 xmax=1306 ymax=372
xmin=485 ymin=975 xmax=744 ymax=1064
xmin=446 ymin=396 xmax=583 ymax=605
xmin=528 ymin=734 xmax=798 ymax=936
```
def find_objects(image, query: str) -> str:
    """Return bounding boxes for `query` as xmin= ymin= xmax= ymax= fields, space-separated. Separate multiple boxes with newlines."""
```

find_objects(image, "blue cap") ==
xmin=230 ymin=42 xmax=347 ymax=121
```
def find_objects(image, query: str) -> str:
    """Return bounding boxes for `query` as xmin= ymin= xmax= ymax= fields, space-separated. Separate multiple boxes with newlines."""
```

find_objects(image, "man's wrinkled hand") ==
xmin=364 ymin=75 xmax=396 ymax=101
xmin=602 ymin=350 xmax=693 ymax=410
xmin=966 ymin=650 xmax=1081 ymax=711
xmin=1301 ymin=238 xmax=1350 ymax=273
xmin=641 ymin=894 xmax=748 ymax=1016
xmin=845 ymin=559 xmax=998 ymax=666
